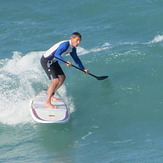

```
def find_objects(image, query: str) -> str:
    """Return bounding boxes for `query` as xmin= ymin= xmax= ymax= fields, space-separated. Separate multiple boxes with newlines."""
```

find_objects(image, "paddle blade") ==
xmin=96 ymin=76 xmax=109 ymax=80
xmin=88 ymin=73 xmax=109 ymax=80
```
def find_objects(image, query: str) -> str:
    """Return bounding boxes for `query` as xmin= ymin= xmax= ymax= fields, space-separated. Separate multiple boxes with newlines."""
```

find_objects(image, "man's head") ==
xmin=70 ymin=32 xmax=82 ymax=47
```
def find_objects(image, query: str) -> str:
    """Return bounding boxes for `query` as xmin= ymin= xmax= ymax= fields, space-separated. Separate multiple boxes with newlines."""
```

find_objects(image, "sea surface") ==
xmin=0 ymin=0 xmax=163 ymax=162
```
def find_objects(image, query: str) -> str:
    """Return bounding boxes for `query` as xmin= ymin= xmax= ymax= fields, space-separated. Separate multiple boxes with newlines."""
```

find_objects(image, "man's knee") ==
xmin=59 ymin=75 xmax=66 ymax=82
xmin=51 ymin=78 xmax=59 ymax=85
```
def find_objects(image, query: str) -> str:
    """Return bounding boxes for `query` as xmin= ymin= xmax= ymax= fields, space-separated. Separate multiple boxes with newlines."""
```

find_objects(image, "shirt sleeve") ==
xmin=54 ymin=41 xmax=69 ymax=63
xmin=70 ymin=48 xmax=85 ymax=69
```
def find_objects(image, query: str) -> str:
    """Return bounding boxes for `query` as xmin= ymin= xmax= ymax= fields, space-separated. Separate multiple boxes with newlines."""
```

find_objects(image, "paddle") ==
xmin=54 ymin=56 xmax=108 ymax=80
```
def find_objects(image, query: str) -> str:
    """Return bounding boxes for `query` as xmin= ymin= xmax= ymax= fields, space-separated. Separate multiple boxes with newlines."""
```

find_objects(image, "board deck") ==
xmin=30 ymin=91 xmax=69 ymax=123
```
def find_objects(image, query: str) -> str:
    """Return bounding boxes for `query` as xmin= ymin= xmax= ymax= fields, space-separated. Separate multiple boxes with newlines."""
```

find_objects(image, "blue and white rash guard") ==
xmin=43 ymin=40 xmax=85 ymax=69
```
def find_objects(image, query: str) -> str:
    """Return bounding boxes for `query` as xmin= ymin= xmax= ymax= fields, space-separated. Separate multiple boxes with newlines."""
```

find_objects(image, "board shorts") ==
xmin=40 ymin=56 xmax=65 ymax=80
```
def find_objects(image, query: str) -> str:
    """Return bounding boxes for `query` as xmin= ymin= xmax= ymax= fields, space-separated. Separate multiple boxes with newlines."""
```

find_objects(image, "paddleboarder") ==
xmin=40 ymin=32 xmax=89 ymax=108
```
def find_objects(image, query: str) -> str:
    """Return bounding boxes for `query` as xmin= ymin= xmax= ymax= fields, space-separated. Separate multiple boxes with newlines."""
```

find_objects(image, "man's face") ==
xmin=71 ymin=36 xmax=81 ymax=47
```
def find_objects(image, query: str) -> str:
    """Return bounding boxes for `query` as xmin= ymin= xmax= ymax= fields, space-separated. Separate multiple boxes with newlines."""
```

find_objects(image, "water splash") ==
xmin=150 ymin=35 xmax=163 ymax=43
xmin=0 ymin=51 xmax=75 ymax=125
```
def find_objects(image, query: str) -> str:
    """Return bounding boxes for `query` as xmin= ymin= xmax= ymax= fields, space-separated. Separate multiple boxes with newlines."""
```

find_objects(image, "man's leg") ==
xmin=45 ymin=78 xmax=59 ymax=108
xmin=51 ymin=75 xmax=66 ymax=101
xmin=55 ymin=75 xmax=66 ymax=91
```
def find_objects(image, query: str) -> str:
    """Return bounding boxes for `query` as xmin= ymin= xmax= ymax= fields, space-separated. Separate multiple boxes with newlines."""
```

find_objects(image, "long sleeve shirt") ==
xmin=43 ymin=40 xmax=85 ymax=69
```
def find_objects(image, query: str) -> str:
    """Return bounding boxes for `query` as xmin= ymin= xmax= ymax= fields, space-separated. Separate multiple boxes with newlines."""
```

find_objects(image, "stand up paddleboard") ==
xmin=30 ymin=91 xmax=69 ymax=123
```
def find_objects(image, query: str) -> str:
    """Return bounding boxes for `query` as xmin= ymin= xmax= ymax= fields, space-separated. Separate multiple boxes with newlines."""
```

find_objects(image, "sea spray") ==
xmin=0 ymin=51 xmax=75 ymax=124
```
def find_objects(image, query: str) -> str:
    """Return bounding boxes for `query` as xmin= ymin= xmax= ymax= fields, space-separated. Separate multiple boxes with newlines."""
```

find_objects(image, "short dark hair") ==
xmin=71 ymin=32 xmax=82 ymax=39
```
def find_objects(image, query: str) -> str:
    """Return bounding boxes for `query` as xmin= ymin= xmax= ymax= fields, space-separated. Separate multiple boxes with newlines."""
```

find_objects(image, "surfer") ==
xmin=40 ymin=32 xmax=89 ymax=108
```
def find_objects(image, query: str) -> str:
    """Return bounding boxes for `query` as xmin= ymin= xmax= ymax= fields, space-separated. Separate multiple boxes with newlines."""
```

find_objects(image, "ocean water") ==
xmin=0 ymin=0 xmax=163 ymax=162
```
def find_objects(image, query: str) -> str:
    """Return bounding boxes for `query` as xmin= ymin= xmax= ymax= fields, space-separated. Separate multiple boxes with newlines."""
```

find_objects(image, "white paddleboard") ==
xmin=30 ymin=91 xmax=69 ymax=123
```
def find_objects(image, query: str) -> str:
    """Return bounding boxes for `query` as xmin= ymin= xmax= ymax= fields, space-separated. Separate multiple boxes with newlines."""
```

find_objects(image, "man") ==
xmin=40 ymin=32 xmax=89 ymax=108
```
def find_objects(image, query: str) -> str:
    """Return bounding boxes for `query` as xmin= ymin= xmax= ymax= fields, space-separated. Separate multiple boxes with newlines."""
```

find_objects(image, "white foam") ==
xmin=0 ymin=51 xmax=75 ymax=125
xmin=77 ymin=43 xmax=112 ymax=56
xmin=150 ymin=35 xmax=163 ymax=43
xmin=57 ymin=85 xmax=75 ymax=113
xmin=140 ymin=35 xmax=163 ymax=45
xmin=113 ymin=35 xmax=163 ymax=46
xmin=0 ymin=43 xmax=114 ymax=125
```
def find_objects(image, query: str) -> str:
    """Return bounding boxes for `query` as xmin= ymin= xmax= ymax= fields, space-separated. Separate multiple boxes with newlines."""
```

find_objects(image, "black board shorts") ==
xmin=40 ymin=56 xmax=65 ymax=80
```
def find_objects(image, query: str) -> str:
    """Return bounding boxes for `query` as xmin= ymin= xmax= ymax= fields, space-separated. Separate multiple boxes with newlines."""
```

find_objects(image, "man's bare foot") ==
xmin=51 ymin=96 xmax=61 ymax=102
xmin=45 ymin=103 xmax=57 ymax=109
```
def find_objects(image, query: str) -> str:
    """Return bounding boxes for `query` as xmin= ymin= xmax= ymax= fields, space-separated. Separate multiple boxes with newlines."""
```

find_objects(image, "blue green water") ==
xmin=0 ymin=0 xmax=163 ymax=162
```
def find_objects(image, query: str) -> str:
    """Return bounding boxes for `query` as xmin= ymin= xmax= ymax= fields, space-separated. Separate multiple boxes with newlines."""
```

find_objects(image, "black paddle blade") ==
xmin=96 ymin=76 xmax=109 ymax=80
xmin=88 ymin=73 xmax=109 ymax=80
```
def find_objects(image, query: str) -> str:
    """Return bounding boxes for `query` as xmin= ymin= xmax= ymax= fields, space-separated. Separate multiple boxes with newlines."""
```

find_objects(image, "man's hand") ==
xmin=65 ymin=61 xmax=72 ymax=67
xmin=83 ymin=69 xmax=89 ymax=74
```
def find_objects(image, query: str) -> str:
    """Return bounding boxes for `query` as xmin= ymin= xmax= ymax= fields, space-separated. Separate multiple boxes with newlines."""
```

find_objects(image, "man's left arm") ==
xmin=70 ymin=48 xmax=85 ymax=69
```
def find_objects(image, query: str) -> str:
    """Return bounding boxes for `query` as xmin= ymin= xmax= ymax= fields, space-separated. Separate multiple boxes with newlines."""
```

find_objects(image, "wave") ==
xmin=148 ymin=35 xmax=163 ymax=44
xmin=0 ymin=42 xmax=112 ymax=125
xmin=124 ymin=35 xmax=163 ymax=45
xmin=1 ymin=35 xmax=161 ymax=125
xmin=78 ymin=34 xmax=163 ymax=59
xmin=0 ymin=51 xmax=74 ymax=125
xmin=77 ymin=42 xmax=112 ymax=55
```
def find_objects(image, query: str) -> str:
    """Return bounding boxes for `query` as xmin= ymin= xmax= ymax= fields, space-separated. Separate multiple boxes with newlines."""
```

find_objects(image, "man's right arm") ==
xmin=54 ymin=41 xmax=69 ymax=63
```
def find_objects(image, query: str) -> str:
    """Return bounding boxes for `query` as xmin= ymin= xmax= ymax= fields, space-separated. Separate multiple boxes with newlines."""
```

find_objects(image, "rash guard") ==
xmin=43 ymin=40 xmax=85 ymax=69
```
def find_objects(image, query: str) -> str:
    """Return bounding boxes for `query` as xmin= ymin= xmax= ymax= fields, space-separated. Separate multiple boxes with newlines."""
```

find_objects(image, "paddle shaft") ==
xmin=54 ymin=56 xmax=108 ymax=80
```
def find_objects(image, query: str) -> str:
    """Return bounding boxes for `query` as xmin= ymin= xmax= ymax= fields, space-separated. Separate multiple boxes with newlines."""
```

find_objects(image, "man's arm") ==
xmin=54 ymin=41 xmax=69 ymax=63
xmin=70 ymin=48 xmax=85 ymax=69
